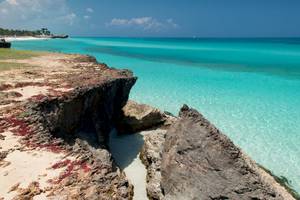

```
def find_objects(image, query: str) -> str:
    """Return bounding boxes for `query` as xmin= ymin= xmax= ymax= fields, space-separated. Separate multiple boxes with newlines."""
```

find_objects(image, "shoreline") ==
xmin=2 ymin=36 xmax=50 ymax=42
xmin=0 ymin=49 xmax=298 ymax=199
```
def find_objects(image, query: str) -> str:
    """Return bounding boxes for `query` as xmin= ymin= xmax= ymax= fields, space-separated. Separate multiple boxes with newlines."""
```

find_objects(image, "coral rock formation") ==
xmin=117 ymin=100 xmax=167 ymax=133
xmin=0 ymin=53 xmax=136 ymax=199
xmin=142 ymin=105 xmax=295 ymax=200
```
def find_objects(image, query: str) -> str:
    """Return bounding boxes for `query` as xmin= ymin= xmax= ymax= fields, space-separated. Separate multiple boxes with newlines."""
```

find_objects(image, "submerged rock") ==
xmin=142 ymin=105 xmax=295 ymax=200
xmin=117 ymin=100 xmax=167 ymax=133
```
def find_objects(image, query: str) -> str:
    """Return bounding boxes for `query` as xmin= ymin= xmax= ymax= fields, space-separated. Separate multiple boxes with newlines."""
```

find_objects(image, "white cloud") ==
xmin=107 ymin=17 xmax=178 ymax=32
xmin=86 ymin=8 xmax=94 ymax=13
xmin=61 ymin=13 xmax=77 ymax=25
xmin=109 ymin=18 xmax=129 ymax=26
xmin=166 ymin=18 xmax=179 ymax=28
xmin=84 ymin=15 xmax=90 ymax=20
xmin=0 ymin=0 xmax=77 ymax=29
xmin=6 ymin=0 xmax=19 ymax=6
xmin=0 ymin=8 xmax=8 ymax=14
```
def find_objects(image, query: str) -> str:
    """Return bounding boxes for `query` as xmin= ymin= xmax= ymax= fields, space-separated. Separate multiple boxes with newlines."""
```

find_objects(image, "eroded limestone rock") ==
xmin=140 ymin=129 xmax=166 ymax=200
xmin=117 ymin=100 xmax=166 ymax=133
xmin=0 ymin=53 xmax=136 ymax=199
xmin=141 ymin=105 xmax=296 ymax=200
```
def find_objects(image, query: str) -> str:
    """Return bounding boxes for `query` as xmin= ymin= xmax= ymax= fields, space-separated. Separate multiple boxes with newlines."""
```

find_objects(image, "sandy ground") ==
xmin=109 ymin=129 xmax=164 ymax=200
xmin=2 ymin=37 xmax=49 ymax=42
xmin=6 ymin=86 xmax=50 ymax=101
xmin=0 ymin=53 xmax=90 ymax=199
xmin=0 ymin=131 xmax=74 ymax=200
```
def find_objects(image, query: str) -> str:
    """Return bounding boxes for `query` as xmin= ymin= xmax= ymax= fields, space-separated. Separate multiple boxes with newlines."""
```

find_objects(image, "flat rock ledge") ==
xmin=0 ymin=53 xmax=136 ymax=199
xmin=141 ymin=105 xmax=296 ymax=200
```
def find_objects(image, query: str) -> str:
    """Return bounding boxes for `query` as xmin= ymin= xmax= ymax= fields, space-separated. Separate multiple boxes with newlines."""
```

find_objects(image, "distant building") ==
xmin=40 ymin=28 xmax=51 ymax=36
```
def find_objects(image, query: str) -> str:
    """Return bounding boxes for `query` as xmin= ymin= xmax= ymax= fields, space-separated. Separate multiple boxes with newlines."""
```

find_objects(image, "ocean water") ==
xmin=12 ymin=38 xmax=300 ymax=193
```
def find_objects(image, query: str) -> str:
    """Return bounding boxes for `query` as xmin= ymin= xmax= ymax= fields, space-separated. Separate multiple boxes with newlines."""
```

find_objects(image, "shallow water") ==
xmin=13 ymin=37 xmax=300 ymax=192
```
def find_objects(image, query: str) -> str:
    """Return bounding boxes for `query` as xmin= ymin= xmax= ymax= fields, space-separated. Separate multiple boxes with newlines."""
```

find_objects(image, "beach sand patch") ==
xmin=6 ymin=86 xmax=50 ymax=101
xmin=0 ymin=132 xmax=71 ymax=200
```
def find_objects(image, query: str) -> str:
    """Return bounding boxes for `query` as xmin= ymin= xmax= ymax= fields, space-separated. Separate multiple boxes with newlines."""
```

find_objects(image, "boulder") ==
xmin=0 ymin=39 xmax=11 ymax=48
xmin=140 ymin=129 xmax=166 ymax=200
xmin=141 ymin=105 xmax=295 ymax=200
xmin=117 ymin=100 xmax=167 ymax=133
xmin=161 ymin=105 xmax=295 ymax=200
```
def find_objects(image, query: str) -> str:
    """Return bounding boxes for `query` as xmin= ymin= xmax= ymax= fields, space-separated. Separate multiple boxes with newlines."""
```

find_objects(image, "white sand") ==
xmin=109 ymin=129 xmax=157 ymax=200
xmin=0 ymin=131 xmax=69 ymax=200
xmin=0 ymin=104 xmax=13 ymax=110
xmin=2 ymin=37 xmax=49 ymax=42
xmin=6 ymin=86 xmax=50 ymax=101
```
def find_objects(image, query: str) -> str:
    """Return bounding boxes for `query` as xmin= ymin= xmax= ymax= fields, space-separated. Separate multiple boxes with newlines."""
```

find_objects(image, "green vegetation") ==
xmin=0 ymin=49 xmax=43 ymax=60
xmin=0 ymin=49 xmax=44 ymax=71
xmin=0 ymin=27 xmax=51 ymax=36
xmin=0 ymin=62 xmax=28 ymax=71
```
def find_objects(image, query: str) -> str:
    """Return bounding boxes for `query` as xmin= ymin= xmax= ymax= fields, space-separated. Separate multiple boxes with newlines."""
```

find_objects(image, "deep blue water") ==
xmin=12 ymin=37 xmax=300 ymax=192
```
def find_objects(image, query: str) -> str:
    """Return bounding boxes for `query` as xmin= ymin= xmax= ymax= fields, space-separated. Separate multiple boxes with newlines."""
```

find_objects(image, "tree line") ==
xmin=0 ymin=27 xmax=51 ymax=36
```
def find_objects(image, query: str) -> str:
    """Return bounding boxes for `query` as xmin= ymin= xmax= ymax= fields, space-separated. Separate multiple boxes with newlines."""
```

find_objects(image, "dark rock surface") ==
xmin=142 ymin=105 xmax=295 ymax=200
xmin=0 ymin=39 xmax=11 ymax=48
xmin=0 ymin=54 xmax=136 ymax=199
xmin=30 ymin=62 xmax=137 ymax=199
xmin=37 ymin=77 xmax=136 ymax=147
xmin=33 ymin=76 xmax=136 ymax=199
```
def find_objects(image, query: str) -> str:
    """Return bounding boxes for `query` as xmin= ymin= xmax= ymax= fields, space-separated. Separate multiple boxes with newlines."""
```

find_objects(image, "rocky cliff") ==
xmin=36 ymin=75 xmax=135 ymax=147
xmin=0 ymin=51 xmax=297 ymax=200
xmin=0 ymin=53 xmax=136 ymax=199
xmin=141 ymin=105 xmax=296 ymax=200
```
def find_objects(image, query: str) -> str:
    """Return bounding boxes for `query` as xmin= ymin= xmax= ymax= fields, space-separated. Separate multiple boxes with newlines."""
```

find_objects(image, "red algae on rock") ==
xmin=36 ymin=142 xmax=63 ymax=153
xmin=51 ymin=159 xmax=71 ymax=169
xmin=0 ymin=83 xmax=13 ymax=91
xmin=50 ymin=160 xmax=91 ymax=184
xmin=1 ymin=116 xmax=32 ymax=136
xmin=81 ymin=162 xmax=91 ymax=173
xmin=0 ymin=53 xmax=135 ymax=199
xmin=29 ymin=94 xmax=47 ymax=102
xmin=14 ymin=82 xmax=46 ymax=89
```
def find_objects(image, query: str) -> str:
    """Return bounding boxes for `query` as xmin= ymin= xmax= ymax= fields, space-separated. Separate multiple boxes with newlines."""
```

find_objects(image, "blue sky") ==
xmin=0 ymin=0 xmax=300 ymax=37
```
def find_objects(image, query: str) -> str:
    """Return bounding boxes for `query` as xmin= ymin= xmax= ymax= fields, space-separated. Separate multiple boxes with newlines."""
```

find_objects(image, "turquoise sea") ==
xmin=13 ymin=38 xmax=300 ymax=192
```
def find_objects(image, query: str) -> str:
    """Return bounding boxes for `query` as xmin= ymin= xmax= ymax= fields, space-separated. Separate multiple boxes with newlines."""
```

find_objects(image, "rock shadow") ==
xmin=108 ymin=129 xmax=144 ymax=169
